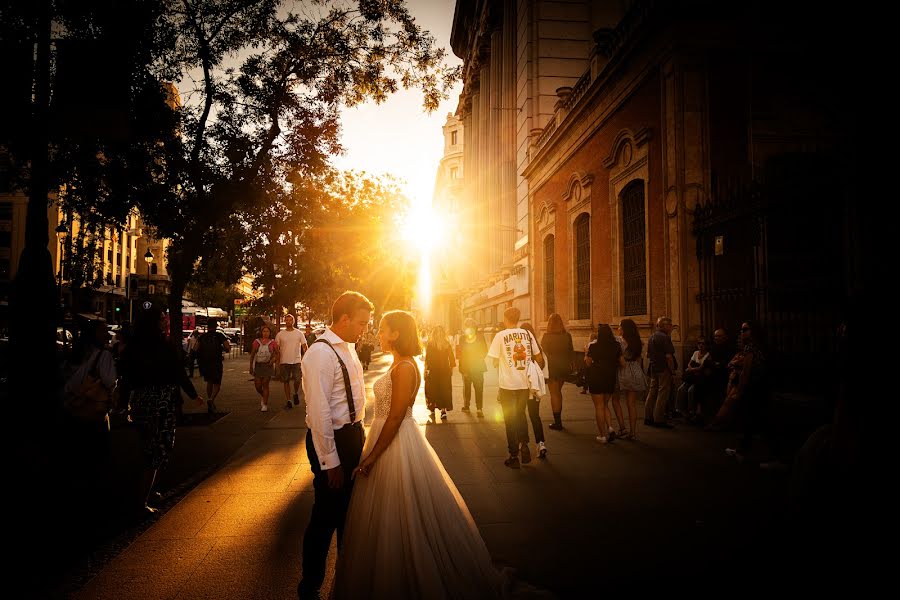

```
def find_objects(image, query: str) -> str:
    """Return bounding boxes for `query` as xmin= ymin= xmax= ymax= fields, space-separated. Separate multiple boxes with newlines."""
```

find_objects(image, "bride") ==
xmin=332 ymin=310 xmax=506 ymax=599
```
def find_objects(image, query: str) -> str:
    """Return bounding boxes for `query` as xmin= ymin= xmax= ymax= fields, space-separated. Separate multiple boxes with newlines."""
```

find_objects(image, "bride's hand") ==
xmin=353 ymin=458 xmax=374 ymax=479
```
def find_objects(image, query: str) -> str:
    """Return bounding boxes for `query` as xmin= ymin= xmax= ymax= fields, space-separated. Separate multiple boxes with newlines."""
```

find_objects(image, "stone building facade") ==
xmin=455 ymin=0 xmax=859 ymax=388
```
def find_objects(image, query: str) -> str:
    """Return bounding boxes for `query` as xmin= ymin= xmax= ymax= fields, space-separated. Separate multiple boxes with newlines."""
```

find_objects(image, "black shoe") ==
xmin=520 ymin=443 xmax=532 ymax=464
xmin=504 ymin=455 xmax=520 ymax=469
xmin=207 ymin=400 xmax=217 ymax=414
xmin=285 ymin=401 xmax=293 ymax=410
xmin=293 ymin=393 xmax=300 ymax=406
xmin=549 ymin=422 xmax=564 ymax=430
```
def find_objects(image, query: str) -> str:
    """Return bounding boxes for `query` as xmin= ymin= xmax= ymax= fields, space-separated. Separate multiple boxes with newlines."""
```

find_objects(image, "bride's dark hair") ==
xmin=381 ymin=310 xmax=422 ymax=356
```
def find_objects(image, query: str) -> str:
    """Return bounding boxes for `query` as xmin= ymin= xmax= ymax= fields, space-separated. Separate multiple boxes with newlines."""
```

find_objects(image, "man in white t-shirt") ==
xmin=487 ymin=306 xmax=543 ymax=469
xmin=276 ymin=314 xmax=308 ymax=409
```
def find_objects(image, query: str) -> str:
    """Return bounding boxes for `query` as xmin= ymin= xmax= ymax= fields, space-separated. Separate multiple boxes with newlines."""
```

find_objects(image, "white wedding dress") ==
xmin=333 ymin=359 xmax=506 ymax=599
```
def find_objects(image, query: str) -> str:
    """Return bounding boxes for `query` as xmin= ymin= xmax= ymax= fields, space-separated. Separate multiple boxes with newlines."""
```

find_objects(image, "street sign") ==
xmin=234 ymin=307 xmax=247 ymax=316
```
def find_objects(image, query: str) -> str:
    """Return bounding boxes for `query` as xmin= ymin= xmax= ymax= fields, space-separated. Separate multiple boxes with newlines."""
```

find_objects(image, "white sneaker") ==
xmin=537 ymin=441 xmax=548 ymax=459
xmin=261 ymin=404 xmax=268 ymax=412
xmin=596 ymin=436 xmax=608 ymax=444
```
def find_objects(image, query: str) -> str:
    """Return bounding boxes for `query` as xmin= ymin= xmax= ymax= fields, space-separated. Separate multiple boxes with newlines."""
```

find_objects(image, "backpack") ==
xmin=197 ymin=332 xmax=223 ymax=367
xmin=255 ymin=339 xmax=275 ymax=363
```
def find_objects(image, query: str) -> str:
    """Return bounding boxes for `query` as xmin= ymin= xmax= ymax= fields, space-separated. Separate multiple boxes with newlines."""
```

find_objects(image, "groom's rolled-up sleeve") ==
xmin=302 ymin=349 xmax=341 ymax=470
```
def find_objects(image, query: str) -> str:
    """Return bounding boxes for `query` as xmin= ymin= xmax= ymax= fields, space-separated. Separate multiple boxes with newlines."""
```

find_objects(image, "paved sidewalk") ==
xmin=73 ymin=353 xmax=793 ymax=599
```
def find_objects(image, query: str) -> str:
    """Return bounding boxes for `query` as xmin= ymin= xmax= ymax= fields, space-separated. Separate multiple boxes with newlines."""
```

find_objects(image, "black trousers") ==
xmin=300 ymin=422 xmax=365 ymax=590
xmin=461 ymin=371 xmax=485 ymax=409
xmin=498 ymin=388 xmax=529 ymax=455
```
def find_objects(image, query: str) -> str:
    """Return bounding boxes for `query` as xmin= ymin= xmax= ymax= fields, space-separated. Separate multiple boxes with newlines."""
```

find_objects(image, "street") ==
xmin=59 ymin=351 xmax=804 ymax=599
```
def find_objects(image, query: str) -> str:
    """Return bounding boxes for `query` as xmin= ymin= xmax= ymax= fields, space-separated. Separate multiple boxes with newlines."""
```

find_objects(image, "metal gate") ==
xmin=693 ymin=155 xmax=845 ymax=392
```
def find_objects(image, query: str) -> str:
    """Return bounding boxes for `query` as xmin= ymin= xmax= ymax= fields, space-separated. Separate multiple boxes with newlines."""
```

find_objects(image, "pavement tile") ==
xmin=195 ymin=491 xmax=314 ymax=539
xmin=73 ymin=538 xmax=216 ymax=600
xmin=144 ymin=494 xmax=231 ymax=541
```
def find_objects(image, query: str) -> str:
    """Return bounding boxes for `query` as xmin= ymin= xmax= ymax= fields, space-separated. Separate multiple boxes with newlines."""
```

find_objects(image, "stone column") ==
xmin=661 ymin=55 xmax=709 ymax=350
xmin=478 ymin=63 xmax=491 ymax=282
xmin=489 ymin=29 xmax=503 ymax=273
xmin=500 ymin=0 xmax=517 ymax=268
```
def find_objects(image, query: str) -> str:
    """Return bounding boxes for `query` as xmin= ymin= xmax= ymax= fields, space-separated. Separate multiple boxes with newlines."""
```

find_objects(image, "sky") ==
xmin=333 ymin=0 xmax=462 ymax=209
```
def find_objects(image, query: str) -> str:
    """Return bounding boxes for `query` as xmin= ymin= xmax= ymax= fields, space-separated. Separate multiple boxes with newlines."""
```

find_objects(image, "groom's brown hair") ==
xmin=331 ymin=291 xmax=374 ymax=324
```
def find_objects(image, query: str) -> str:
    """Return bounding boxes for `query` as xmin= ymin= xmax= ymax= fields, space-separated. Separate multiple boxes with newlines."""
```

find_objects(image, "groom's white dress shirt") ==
xmin=302 ymin=327 xmax=366 ymax=470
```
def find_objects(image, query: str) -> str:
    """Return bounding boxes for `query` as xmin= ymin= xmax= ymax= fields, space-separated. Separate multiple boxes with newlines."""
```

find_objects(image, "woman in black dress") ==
xmin=585 ymin=324 xmax=622 ymax=444
xmin=540 ymin=313 xmax=574 ymax=430
xmin=424 ymin=325 xmax=455 ymax=421
xmin=121 ymin=306 xmax=203 ymax=516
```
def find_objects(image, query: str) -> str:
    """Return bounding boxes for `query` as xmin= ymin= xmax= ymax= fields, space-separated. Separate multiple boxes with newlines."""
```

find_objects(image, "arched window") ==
xmin=622 ymin=180 xmax=647 ymax=315
xmin=574 ymin=214 xmax=591 ymax=320
xmin=543 ymin=235 xmax=555 ymax=317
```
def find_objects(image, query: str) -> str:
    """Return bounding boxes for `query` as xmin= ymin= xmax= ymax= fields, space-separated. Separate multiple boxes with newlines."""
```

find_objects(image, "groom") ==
xmin=297 ymin=291 xmax=373 ymax=599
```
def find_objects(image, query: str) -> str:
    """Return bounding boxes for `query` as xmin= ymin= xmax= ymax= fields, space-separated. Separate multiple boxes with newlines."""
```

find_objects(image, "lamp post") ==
xmin=144 ymin=248 xmax=154 ymax=299
xmin=55 ymin=222 xmax=68 ymax=302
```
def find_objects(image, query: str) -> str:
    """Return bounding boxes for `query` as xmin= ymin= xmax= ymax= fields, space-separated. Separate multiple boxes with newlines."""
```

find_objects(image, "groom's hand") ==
xmin=326 ymin=466 xmax=344 ymax=489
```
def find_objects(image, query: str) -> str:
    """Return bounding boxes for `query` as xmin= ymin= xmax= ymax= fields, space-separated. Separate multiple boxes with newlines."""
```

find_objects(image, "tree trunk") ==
xmin=10 ymin=3 xmax=57 ymax=425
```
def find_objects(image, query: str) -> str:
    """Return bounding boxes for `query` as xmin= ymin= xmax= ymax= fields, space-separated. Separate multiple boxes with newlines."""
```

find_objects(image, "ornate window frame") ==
xmin=536 ymin=197 xmax=557 ymax=325
xmin=565 ymin=172 xmax=593 ymax=327
xmin=604 ymin=128 xmax=651 ymax=323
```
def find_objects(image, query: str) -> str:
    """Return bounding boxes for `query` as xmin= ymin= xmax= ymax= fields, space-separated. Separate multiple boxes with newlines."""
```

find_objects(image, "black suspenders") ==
xmin=311 ymin=338 xmax=357 ymax=423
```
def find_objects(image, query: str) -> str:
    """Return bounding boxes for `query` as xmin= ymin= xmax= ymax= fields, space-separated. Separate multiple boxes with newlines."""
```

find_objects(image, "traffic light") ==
xmin=127 ymin=273 xmax=139 ymax=299
xmin=115 ymin=306 xmax=121 ymax=313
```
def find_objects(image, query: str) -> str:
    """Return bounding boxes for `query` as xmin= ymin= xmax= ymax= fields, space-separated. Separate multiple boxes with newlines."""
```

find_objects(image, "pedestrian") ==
xmin=541 ymin=313 xmax=575 ymax=430
xmin=121 ymin=306 xmax=203 ymax=517
xmin=357 ymin=329 xmax=375 ymax=370
xmin=585 ymin=324 xmax=622 ymax=443
xmin=724 ymin=321 xmax=769 ymax=462
xmin=186 ymin=329 xmax=200 ymax=377
xmin=457 ymin=318 xmax=488 ymax=418
xmin=703 ymin=328 xmax=734 ymax=421
xmin=305 ymin=323 xmax=318 ymax=345
xmin=615 ymin=318 xmax=647 ymax=440
xmin=297 ymin=291 xmax=372 ymax=600
xmin=520 ymin=322 xmax=548 ymax=459
xmin=676 ymin=336 xmax=710 ymax=422
xmin=487 ymin=307 xmax=543 ymax=468
xmin=276 ymin=314 xmax=308 ymax=410
xmin=579 ymin=332 xmax=597 ymax=394
xmin=249 ymin=324 xmax=278 ymax=412
xmin=62 ymin=318 xmax=117 ymax=519
xmin=424 ymin=325 xmax=455 ymax=422
xmin=644 ymin=317 xmax=676 ymax=428
xmin=196 ymin=318 xmax=230 ymax=414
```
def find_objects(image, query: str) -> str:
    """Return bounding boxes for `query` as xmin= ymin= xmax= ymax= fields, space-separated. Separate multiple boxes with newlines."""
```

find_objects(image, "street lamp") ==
xmin=144 ymin=248 xmax=154 ymax=298
xmin=55 ymin=221 xmax=68 ymax=302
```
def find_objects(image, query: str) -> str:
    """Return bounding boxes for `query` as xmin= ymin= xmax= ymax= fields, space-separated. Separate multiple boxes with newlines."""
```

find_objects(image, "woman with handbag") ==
xmin=540 ymin=313 xmax=575 ymax=430
xmin=121 ymin=306 xmax=203 ymax=517
xmin=615 ymin=319 xmax=647 ymax=440
xmin=521 ymin=323 xmax=548 ymax=459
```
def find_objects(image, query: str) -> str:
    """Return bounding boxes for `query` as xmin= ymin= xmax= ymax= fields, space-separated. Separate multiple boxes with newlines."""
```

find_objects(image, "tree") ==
xmin=136 ymin=0 xmax=457 ymax=343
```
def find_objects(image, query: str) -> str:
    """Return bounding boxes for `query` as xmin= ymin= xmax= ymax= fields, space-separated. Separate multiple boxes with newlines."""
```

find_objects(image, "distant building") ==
xmin=430 ymin=113 xmax=464 ymax=333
